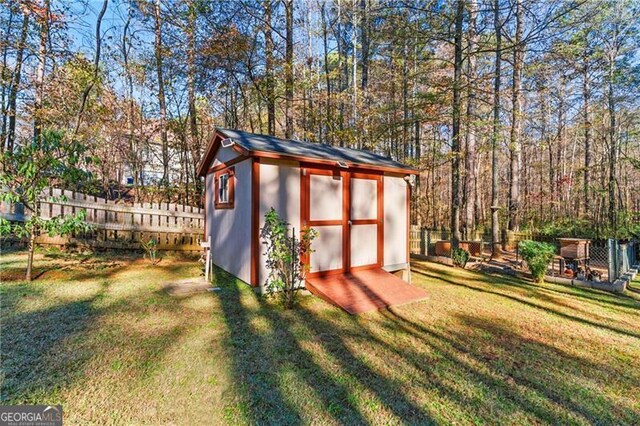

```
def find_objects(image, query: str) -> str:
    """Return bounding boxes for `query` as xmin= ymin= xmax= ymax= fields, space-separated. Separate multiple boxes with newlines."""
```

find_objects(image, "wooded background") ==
xmin=1 ymin=0 xmax=639 ymax=241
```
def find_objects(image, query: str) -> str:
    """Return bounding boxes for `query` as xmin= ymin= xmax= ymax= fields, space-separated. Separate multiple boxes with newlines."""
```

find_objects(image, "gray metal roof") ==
xmin=217 ymin=128 xmax=416 ymax=172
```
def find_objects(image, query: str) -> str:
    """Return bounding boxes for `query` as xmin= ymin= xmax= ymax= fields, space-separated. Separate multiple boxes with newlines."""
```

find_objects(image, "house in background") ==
xmin=197 ymin=128 xmax=426 ymax=313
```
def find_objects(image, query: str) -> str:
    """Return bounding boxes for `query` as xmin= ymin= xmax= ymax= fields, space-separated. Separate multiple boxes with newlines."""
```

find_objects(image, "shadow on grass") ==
xmin=214 ymin=263 xmax=639 ymax=424
xmin=449 ymin=313 xmax=640 ymax=424
xmin=289 ymin=308 xmax=431 ymax=423
xmin=463 ymin=261 xmax=640 ymax=312
xmin=1 ymin=264 xmax=194 ymax=404
xmin=424 ymin=255 xmax=640 ymax=312
xmin=1 ymin=286 xmax=105 ymax=402
xmin=626 ymin=283 xmax=640 ymax=295
xmin=1 ymin=249 xmax=193 ymax=284
xmin=212 ymin=269 xmax=458 ymax=423
xmin=412 ymin=263 xmax=640 ymax=340
xmin=379 ymin=308 xmax=640 ymax=424
xmin=512 ymin=274 xmax=640 ymax=312
xmin=214 ymin=267 xmax=376 ymax=425
xmin=369 ymin=310 xmax=581 ymax=424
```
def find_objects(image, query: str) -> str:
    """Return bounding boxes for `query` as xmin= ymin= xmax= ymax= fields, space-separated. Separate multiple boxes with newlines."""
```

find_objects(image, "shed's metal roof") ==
xmin=217 ymin=128 xmax=416 ymax=172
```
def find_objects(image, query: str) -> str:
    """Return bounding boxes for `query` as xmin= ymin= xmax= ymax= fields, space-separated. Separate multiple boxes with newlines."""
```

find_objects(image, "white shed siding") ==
xmin=258 ymin=159 xmax=301 ymax=287
xmin=212 ymin=145 xmax=241 ymax=167
xmin=209 ymin=158 xmax=252 ymax=284
xmin=383 ymin=175 xmax=408 ymax=267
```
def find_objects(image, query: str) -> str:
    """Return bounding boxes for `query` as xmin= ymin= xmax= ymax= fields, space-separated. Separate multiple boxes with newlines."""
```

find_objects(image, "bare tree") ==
xmin=508 ymin=0 xmax=523 ymax=231
xmin=320 ymin=2 xmax=332 ymax=144
xmin=72 ymin=0 xmax=108 ymax=138
xmin=284 ymin=0 xmax=294 ymax=138
xmin=33 ymin=0 xmax=51 ymax=142
xmin=450 ymin=0 xmax=464 ymax=249
xmin=264 ymin=0 xmax=275 ymax=135
xmin=5 ymin=10 xmax=28 ymax=152
xmin=463 ymin=0 xmax=478 ymax=240
xmin=491 ymin=0 xmax=502 ymax=257
xmin=582 ymin=44 xmax=592 ymax=216
xmin=152 ymin=0 xmax=170 ymax=190
xmin=0 ymin=5 xmax=15 ymax=150
xmin=186 ymin=0 xmax=200 ymax=204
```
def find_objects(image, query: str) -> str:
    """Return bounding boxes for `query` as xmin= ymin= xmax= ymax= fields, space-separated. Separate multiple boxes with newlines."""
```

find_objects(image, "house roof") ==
xmin=197 ymin=128 xmax=417 ymax=176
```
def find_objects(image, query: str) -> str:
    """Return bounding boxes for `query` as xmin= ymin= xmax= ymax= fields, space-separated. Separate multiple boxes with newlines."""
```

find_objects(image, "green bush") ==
xmin=452 ymin=247 xmax=470 ymax=268
xmin=518 ymin=240 xmax=556 ymax=283
xmin=260 ymin=208 xmax=318 ymax=309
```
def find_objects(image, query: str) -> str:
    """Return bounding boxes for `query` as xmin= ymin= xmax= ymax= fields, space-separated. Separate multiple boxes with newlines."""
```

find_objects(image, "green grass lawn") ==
xmin=1 ymin=249 xmax=639 ymax=425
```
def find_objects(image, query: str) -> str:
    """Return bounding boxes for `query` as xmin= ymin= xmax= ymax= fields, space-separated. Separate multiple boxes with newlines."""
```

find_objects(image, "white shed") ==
xmin=197 ymin=128 xmax=424 ymax=311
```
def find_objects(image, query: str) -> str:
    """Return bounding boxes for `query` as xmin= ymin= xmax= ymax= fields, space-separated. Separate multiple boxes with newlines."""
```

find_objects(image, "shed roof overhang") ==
xmin=197 ymin=129 xmax=419 ymax=177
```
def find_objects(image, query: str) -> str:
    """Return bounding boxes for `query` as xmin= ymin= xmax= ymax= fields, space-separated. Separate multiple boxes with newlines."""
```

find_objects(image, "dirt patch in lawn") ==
xmin=163 ymin=278 xmax=212 ymax=296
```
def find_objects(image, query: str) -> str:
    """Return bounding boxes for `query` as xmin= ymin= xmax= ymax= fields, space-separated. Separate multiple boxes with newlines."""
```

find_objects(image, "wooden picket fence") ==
xmin=0 ymin=188 xmax=204 ymax=251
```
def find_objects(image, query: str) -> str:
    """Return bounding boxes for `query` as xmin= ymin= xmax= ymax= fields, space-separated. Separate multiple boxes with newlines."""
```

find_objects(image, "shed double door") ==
xmin=301 ymin=167 xmax=383 ymax=277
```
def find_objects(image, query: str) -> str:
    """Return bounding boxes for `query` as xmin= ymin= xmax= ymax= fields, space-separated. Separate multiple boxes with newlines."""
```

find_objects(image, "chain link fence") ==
xmin=410 ymin=226 xmax=640 ymax=284
xmin=610 ymin=239 xmax=639 ymax=281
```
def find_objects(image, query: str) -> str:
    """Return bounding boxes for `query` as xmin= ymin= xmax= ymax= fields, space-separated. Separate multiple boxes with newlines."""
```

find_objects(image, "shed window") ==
xmin=218 ymin=174 xmax=229 ymax=203
xmin=214 ymin=167 xmax=235 ymax=209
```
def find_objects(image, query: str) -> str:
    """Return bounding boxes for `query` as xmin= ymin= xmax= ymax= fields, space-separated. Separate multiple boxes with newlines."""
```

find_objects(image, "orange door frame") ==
xmin=301 ymin=165 xmax=383 ymax=278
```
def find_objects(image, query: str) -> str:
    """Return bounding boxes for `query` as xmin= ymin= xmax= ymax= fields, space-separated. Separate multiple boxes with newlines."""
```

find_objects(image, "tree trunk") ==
xmin=285 ymin=0 xmax=294 ymax=138
xmin=608 ymin=50 xmax=617 ymax=234
xmin=154 ymin=0 xmax=169 ymax=187
xmin=352 ymin=3 xmax=358 ymax=149
xmin=73 ymin=0 xmax=108 ymax=138
xmin=6 ymin=11 xmax=28 ymax=152
xmin=186 ymin=1 xmax=201 ymax=201
xmin=122 ymin=7 xmax=141 ymax=200
xmin=336 ymin=0 xmax=345 ymax=144
xmin=264 ymin=0 xmax=275 ymax=136
xmin=360 ymin=0 xmax=369 ymax=93
xmin=307 ymin=5 xmax=318 ymax=140
xmin=26 ymin=230 xmax=36 ymax=282
xmin=491 ymin=0 xmax=502 ymax=258
xmin=508 ymin=0 xmax=523 ymax=232
xmin=402 ymin=39 xmax=409 ymax=160
xmin=0 ymin=6 xmax=14 ymax=151
xmin=450 ymin=0 xmax=464 ymax=249
xmin=556 ymin=77 xmax=565 ymax=217
xmin=360 ymin=0 xmax=370 ymax=149
xmin=412 ymin=37 xmax=420 ymax=163
xmin=321 ymin=2 xmax=331 ymax=144
xmin=582 ymin=54 xmax=591 ymax=216
xmin=542 ymin=87 xmax=553 ymax=221
xmin=34 ymin=0 xmax=51 ymax=142
xmin=464 ymin=0 xmax=478 ymax=240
